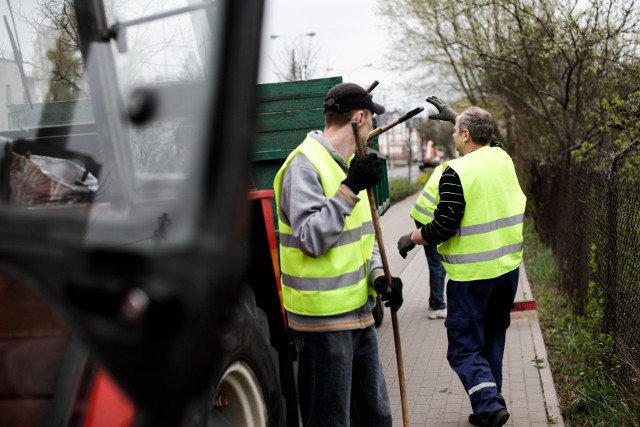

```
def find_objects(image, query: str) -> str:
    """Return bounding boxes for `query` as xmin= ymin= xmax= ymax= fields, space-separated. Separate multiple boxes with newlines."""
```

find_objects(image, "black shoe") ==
xmin=468 ymin=413 xmax=484 ymax=426
xmin=484 ymin=408 xmax=509 ymax=427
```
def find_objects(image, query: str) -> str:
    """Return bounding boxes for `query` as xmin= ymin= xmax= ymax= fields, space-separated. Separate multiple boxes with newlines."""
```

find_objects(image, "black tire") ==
xmin=373 ymin=295 xmax=384 ymax=327
xmin=183 ymin=285 xmax=286 ymax=427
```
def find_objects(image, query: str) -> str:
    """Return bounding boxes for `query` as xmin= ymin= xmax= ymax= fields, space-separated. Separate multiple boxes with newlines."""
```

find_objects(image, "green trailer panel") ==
xmin=252 ymin=77 xmax=390 ymax=236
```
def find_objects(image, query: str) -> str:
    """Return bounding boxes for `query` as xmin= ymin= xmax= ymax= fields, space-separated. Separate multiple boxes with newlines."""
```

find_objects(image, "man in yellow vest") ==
xmin=409 ymin=163 xmax=448 ymax=319
xmin=274 ymin=82 xmax=404 ymax=426
xmin=397 ymin=102 xmax=526 ymax=427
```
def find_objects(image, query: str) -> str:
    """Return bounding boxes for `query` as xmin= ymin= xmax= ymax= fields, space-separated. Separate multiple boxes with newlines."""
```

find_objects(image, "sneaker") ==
xmin=427 ymin=307 xmax=447 ymax=319
xmin=484 ymin=408 xmax=509 ymax=427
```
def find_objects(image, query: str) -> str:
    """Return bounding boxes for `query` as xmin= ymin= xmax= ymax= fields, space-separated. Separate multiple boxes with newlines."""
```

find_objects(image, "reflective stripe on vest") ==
xmin=437 ymin=146 xmax=526 ymax=281
xmin=410 ymin=164 xmax=443 ymax=225
xmin=273 ymin=136 xmax=375 ymax=316
xmin=280 ymin=221 xmax=374 ymax=249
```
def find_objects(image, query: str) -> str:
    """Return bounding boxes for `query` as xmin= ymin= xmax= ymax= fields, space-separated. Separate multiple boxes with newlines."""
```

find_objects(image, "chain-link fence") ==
xmin=531 ymin=162 xmax=640 ymax=405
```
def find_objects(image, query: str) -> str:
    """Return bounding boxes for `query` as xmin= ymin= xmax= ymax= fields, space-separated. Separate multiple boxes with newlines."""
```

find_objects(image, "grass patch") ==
xmin=523 ymin=214 xmax=639 ymax=426
xmin=388 ymin=172 xmax=428 ymax=204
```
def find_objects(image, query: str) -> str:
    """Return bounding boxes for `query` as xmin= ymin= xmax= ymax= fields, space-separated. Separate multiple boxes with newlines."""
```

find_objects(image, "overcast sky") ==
xmin=259 ymin=0 xmax=417 ymax=112
xmin=0 ymin=0 xmax=420 ymax=112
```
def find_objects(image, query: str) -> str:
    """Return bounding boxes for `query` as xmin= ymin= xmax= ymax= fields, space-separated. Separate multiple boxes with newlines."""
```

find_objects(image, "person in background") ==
xmin=274 ymin=82 xmax=404 ymax=426
xmin=397 ymin=100 xmax=526 ymax=427
xmin=410 ymin=98 xmax=504 ymax=321
xmin=406 ymin=96 xmax=462 ymax=318
xmin=409 ymin=163 xmax=447 ymax=319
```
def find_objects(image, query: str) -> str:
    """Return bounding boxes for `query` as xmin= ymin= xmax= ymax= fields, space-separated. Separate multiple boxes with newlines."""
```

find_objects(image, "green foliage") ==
xmin=523 ymin=214 xmax=558 ymax=287
xmin=572 ymin=92 xmax=640 ymax=175
xmin=388 ymin=176 xmax=424 ymax=204
xmin=571 ymin=141 xmax=599 ymax=164
xmin=378 ymin=0 xmax=640 ymax=172
xmin=417 ymin=169 xmax=431 ymax=186
xmin=567 ymin=372 xmax=637 ymax=426
xmin=588 ymin=243 xmax=598 ymax=274
xmin=524 ymin=215 xmax=638 ymax=426
xmin=46 ymin=42 xmax=82 ymax=102
xmin=41 ymin=0 xmax=85 ymax=101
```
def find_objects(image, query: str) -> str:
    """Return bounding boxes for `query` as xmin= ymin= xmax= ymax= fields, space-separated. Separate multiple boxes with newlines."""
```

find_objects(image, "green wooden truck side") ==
xmin=252 ymin=76 xmax=391 ymax=235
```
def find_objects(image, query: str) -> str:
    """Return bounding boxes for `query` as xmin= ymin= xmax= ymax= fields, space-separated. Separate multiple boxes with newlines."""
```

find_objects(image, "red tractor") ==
xmin=0 ymin=0 xmax=298 ymax=425
xmin=0 ymin=0 xmax=395 ymax=425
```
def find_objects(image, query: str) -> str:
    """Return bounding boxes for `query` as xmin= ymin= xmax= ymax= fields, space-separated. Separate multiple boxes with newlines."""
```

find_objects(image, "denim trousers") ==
xmin=415 ymin=220 xmax=447 ymax=310
xmin=444 ymin=267 xmax=519 ymax=415
xmin=292 ymin=325 xmax=392 ymax=427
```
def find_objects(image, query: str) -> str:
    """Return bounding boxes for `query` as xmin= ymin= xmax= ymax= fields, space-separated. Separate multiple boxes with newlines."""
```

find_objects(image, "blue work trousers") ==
xmin=292 ymin=326 xmax=392 ymax=427
xmin=425 ymin=245 xmax=447 ymax=310
xmin=444 ymin=267 xmax=519 ymax=415
xmin=415 ymin=220 xmax=446 ymax=310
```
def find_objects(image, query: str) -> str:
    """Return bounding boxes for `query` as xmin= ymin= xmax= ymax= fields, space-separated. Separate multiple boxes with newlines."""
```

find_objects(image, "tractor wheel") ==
xmin=183 ymin=285 xmax=286 ymax=427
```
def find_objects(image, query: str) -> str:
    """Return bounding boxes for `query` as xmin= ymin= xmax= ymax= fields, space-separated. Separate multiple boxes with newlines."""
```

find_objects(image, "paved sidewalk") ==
xmin=376 ymin=192 xmax=564 ymax=427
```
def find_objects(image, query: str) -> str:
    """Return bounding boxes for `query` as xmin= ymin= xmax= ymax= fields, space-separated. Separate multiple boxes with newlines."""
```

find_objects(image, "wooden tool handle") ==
xmin=351 ymin=121 xmax=410 ymax=427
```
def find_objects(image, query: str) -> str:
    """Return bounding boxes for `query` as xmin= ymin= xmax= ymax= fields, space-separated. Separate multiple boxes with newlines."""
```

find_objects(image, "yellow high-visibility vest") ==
xmin=410 ymin=164 xmax=444 ymax=225
xmin=273 ymin=136 xmax=375 ymax=316
xmin=438 ymin=146 xmax=526 ymax=281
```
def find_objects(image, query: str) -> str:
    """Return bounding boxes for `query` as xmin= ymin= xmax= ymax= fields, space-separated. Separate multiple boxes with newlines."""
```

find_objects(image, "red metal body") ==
xmin=248 ymin=190 xmax=285 ymax=322
xmin=83 ymin=369 xmax=135 ymax=427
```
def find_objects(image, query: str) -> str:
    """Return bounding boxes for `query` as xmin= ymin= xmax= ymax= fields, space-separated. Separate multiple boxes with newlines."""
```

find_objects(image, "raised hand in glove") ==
xmin=397 ymin=232 xmax=416 ymax=259
xmin=426 ymin=96 xmax=459 ymax=123
xmin=374 ymin=276 xmax=404 ymax=312
xmin=342 ymin=152 xmax=381 ymax=194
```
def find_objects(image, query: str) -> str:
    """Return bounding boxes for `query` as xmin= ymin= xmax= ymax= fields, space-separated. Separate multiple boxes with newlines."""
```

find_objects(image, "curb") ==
xmin=520 ymin=264 xmax=565 ymax=426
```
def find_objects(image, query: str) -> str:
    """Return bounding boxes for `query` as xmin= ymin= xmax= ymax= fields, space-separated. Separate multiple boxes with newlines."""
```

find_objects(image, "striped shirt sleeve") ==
xmin=420 ymin=166 xmax=465 ymax=245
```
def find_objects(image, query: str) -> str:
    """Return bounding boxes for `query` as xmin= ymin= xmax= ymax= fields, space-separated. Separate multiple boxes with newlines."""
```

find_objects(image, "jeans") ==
xmin=415 ymin=220 xmax=447 ymax=310
xmin=292 ymin=326 xmax=392 ymax=427
xmin=444 ymin=267 xmax=519 ymax=415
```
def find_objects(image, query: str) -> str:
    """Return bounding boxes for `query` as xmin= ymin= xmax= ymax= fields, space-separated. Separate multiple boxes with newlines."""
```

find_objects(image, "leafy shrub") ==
xmin=388 ymin=175 xmax=424 ymax=204
xmin=524 ymin=215 xmax=638 ymax=426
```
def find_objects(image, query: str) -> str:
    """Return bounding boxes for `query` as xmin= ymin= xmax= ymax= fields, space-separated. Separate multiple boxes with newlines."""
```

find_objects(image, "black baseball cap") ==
xmin=323 ymin=83 xmax=385 ymax=115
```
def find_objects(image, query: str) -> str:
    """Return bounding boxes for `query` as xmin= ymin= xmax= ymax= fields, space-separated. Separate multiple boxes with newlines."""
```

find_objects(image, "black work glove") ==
xmin=342 ymin=152 xmax=382 ymax=194
xmin=374 ymin=276 xmax=404 ymax=312
xmin=397 ymin=232 xmax=416 ymax=259
xmin=426 ymin=96 xmax=459 ymax=123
